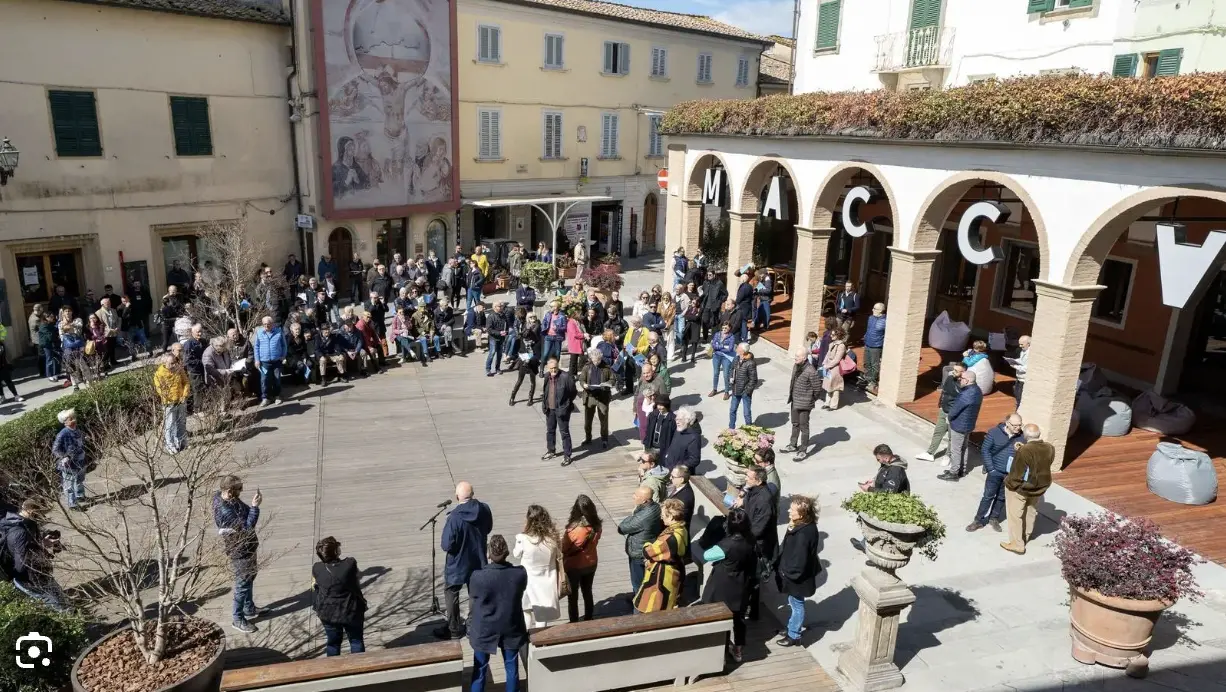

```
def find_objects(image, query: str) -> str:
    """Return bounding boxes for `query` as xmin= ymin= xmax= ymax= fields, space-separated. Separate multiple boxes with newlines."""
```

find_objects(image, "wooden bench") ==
xmin=220 ymin=641 xmax=462 ymax=692
xmin=527 ymin=602 xmax=733 ymax=692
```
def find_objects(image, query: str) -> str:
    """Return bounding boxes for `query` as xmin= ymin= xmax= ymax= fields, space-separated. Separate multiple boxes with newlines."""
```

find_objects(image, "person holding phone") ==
xmin=213 ymin=476 xmax=268 ymax=633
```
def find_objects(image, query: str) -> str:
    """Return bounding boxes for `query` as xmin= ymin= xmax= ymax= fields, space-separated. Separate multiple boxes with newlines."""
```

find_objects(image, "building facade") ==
xmin=794 ymin=0 xmax=1226 ymax=92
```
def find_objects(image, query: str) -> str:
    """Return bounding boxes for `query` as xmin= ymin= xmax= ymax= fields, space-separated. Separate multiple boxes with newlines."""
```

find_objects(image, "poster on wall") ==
xmin=312 ymin=0 xmax=460 ymax=219
xmin=563 ymin=212 xmax=591 ymax=248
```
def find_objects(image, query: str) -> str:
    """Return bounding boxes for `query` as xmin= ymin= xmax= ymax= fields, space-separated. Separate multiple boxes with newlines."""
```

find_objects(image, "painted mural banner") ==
xmin=312 ymin=0 xmax=460 ymax=219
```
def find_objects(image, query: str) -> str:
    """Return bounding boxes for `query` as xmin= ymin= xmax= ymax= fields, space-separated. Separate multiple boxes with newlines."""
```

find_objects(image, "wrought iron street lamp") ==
xmin=0 ymin=138 xmax=19 ymax=186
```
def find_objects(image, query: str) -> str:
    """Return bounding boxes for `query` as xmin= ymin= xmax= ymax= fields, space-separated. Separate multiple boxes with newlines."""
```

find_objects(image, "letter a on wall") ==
xmin=957 ymin=201 xmax=1008 ymax=265
xmin=842 ymin=185 xmax=881 ymax=238
xmin=702 ymin=169 xmax=724 ymax=205
xmin=762 ymin=176 xmax=788 ymax=221
xmin=1156 ymin=223 xmax=1226 ymax=309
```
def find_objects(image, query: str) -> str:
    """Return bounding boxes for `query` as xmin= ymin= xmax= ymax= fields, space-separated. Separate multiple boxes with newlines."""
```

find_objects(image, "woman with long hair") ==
xmin=58 ymin=307 xmax=85 ymax=390
xmin=822 ymin=328 xmax=848 ymax=410
xmin=561 ymin=494 xmax=603 ymax=622
xmin=776 ymin=496 xmax=821 ymax=647
xmin=86 ymin=313 xmax=107 ymax=379
xmin=513 ymin=504 xmax=562 ymax=627
xmin=658 ymin=291 xmax=677 ymax=358
xmin=510 ymin=313 xmax=541 ymax=405
xmin=700 ymin=508 xmax=756 ymax=662
xmin=312 ymin=536 xmax=367 ymax=656
xmin=634 ymin=498 xmax=689 ymax=614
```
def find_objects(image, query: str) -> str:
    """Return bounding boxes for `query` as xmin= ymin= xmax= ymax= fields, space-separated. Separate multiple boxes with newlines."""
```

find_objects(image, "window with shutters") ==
xmin=909 ymin=0 xmax=941 ymax=29
xmin=650 ymin=46 xmax=668 ymax=78
xmin=602 ymin=41 xmax=631 ymax=75
xmin=600 ymin=113 xmax=619 ymax=159
xmin=1028 ymin=0 xmax=1092 ymax=13
xmin=1112 ymin=53 xmax=1138 ymax=77
xmin=477 ymin=108 xmax=501 ymax=160
xmin=48 ymin=90 xmax=102 ymax=157
xmin=544 ymin=33 xmax=564 ymax=69
xmin=815 ymin=0 xmax=841 ymax=51
xmin=647 ymin=115 xmax=663 ymax=157
xmin=477 ymin=25 xmax=502 ymax=63
xmin=697 ymin=53 xmax=713 ymax=83
xmin=1147 ymin=48 xmax=1183 ymax=77
xmin=735 ymin=57 xmax=751 ymax=86
xmin=169 ymin=96 xmax=213 ymax=157
xmin=542 ymin=111 xmax=563 ymax=159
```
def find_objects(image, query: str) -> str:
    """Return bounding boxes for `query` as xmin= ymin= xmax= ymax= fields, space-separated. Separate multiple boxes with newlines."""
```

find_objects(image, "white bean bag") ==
xmin=968 ymin=357 xmax=996 ymax=396
xmin=1076 ymin=389 xmax=1133 ymax=437
xmin=928 ymin=311 xmax=971 ymax=352
xmin=1132 ymin=391 xmax=1197 ymax=437
xmin=1147 ymin=442 xmax=1218 ymax=505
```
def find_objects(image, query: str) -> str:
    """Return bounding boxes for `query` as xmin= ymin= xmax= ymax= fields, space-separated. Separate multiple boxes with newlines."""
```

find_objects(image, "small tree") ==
xmin=522 ymin=261 xmax=557 ymax=294
xmin=185 ymin=218 xmax=288 ymax=338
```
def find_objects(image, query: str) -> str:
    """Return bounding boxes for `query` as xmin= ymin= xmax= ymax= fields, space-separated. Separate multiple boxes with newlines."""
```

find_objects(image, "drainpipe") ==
xmin=788 ymin=0 xmax=800 ymax=94
xmin=286 ymin=0 xmax=306 ymax=260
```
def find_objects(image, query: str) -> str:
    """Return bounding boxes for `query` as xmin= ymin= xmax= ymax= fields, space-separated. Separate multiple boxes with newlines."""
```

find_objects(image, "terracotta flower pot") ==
xmin=558 ymin=267 xmax=576 ymax=280
xmin=857 ymin=512 xmax=927 ymax=575
xmin=72 ymin=618 xmax=226 ymax=692
xmin=1068 ymin=586 xmax=1169 ymax=678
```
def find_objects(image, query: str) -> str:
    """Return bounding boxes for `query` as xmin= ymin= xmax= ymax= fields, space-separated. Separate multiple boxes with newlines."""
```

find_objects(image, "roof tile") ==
xmin=500 ymin=0 xmax=769 ymax=43
xmin=62 ymin=0 xmax=289 ymax=25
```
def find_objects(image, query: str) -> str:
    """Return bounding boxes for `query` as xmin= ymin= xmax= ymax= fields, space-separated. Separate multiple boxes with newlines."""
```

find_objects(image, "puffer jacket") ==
xmin=253 ymin=326 xmax=287 ymax=362
xmin=787 ymin=360 xmax=822 ymax=411
xmin=948 ymin=384 xmax=983 ymax=434
xmin=730 ymin=356 xmax=758 ymax=396
xmin=981 ymin=423 xmax=1023 ymax=476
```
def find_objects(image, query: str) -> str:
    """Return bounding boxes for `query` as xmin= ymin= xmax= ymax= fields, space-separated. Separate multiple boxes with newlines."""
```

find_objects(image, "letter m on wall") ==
xmin=703 ymin=168 xmax=723 ymax=205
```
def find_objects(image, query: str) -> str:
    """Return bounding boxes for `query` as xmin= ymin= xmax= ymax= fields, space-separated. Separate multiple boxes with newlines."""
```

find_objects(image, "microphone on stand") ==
xmin=437 ymin=499 xmax=453 ymax=509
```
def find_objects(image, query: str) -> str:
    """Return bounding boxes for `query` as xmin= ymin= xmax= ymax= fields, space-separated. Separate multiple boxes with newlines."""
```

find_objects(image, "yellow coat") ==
xmin=623 ymin=326 xmax=649 ymax=355
xmin=473 ymin=253 xmax=490 ymax=278
xmin=154 ymin=365 xmax=191 ymax=405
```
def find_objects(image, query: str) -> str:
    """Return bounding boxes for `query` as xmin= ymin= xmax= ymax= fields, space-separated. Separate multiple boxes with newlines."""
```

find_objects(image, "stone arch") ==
xmin=910 ymin=170 xmax=1050 ymax=273
xmin=1065 ymin=185 xmax=1226 ymax=285
xmin=734 ymin=156 xmax=803 ymax=221
xmin=684 ymin=152 xmax=732 ymax=203
xmin=811 ymin=161 xmax=902 ymax=231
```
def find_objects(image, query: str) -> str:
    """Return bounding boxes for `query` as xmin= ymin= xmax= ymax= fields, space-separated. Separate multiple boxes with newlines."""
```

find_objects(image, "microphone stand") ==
xmin=410 ymin=503 xmax=450 ymax=624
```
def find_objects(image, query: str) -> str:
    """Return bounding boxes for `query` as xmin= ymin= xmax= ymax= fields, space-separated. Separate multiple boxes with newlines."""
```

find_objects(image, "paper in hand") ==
xmin=229 ymin=358 xmax=248 ymax=372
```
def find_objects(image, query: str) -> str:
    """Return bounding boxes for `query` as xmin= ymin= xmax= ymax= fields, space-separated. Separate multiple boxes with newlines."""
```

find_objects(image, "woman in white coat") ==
xmin=514 ymin=504 xmax=562 ymax=628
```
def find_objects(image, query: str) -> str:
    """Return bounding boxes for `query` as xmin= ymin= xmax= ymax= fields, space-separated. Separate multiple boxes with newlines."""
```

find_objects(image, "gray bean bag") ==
xmin=1147 ymin=442 xmax=1218 ymax=505
xmin=1078 ymin=363 xmax=1109 ymax=396
xmin=1076 ymin=388 xmax=1133 ymax=437
xmin=1132 ymin=391 xmax=1197 ymax=436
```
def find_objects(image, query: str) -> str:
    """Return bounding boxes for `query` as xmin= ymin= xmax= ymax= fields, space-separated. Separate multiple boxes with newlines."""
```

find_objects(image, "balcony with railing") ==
xmin=872 ymin=26 xmax=955 ymax=73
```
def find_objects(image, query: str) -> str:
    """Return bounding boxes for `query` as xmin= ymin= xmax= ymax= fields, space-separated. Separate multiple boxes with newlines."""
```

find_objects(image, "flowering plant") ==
xmin=714 ymin=425 xmax=775 ymax=468
xmin=559 ymin=293 xmax=585 ymax=318
xmin=584 ymin=263 xmax=624 ymax=294
xmin=1054 ymin=512 xmax=1202 ymax=603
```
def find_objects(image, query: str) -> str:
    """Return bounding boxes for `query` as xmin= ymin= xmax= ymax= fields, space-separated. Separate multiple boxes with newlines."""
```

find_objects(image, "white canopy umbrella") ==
xmin=463 ymin=194 xmax=612 ymax=268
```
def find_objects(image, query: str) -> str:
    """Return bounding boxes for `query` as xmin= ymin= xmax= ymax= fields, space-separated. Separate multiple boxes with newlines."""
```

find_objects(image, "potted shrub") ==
xmin=595 ymin=253 xmax=621 ymax=271
xmin=495 ymin=269 xmax=512 ymax=290
xmin=584 ymin=263 xmax=624 ymax=304
xmin=713 ymin=425 xmax=774 ymax=487
xmin=522 ymin=261 xmax=557 ymax=299
xmin=0 ymin=582 xmax=88 ymax=692
xmin=1054 ymin=512 xmax=1201 ymax=678
xmin=556 ymin=254 xmax=577 ymax=279
xmin=841 ymin=492 xmax=946 ymax=572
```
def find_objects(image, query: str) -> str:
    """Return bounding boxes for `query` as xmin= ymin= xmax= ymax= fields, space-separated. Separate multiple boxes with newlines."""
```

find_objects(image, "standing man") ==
xmin=348 ymin=252 xmax=365 ymax=305
xmin=671 ymin=248 xmax=688 ymax=289
xmin=283 ymin=254 xmax=305 ymax=285
xmin=782 ymin=347 xmax=821 ymax=461
xmin=437 ymin=481 xmax=493 ymax=640
xmin=541 ymin=356 xmax=577 ymax=466
xmin=1001 ymin=425 xmax=1055 ymax=555
xmin=617 ymin=486 xmax=662 ymax=593
xmin=154 ymin=344 xmax=191 ymax=454
xmin=734 ymin=272 xmax=753 ymax=343
xmin=637 ymin=452 xmax=668 ymax=503
xmin=939 ymin=369 xmax=983 ymax=482
xmin=541 ymin=300 xmax=568 ymax=365
xmin=916 ymin=362 xmax=966 ymax=464
xmin=317 ymin=254 xmax=337 ymax=285
xmin=1005 ymin=335 xmax=1031 ymax=407
xmin=728 ymin=343 xmax=758 ymax=429
xmin=466 ymin=259 xmax=485 ymax=309
xmin=969 ymin=413 xmax=1023 ymax=533
xmin=183 ymin=323 xmax=207 ymax=412
xmin=666 ymin=466 xmax=696 ymax=535
xmin=485 ymin=302 xmax=509 ymax=376
xmin=741 ymin=467 xmax=777 ymax=620
xmin=467 ymin=534 xmax=529 ymax=692
xmin=253 ymin=316 xmax=286 ymax=407
xmin=578 ymin=348 xmax=613 ymax=450
xmin=861 ymin=303 xmax=887 ymax=393
xmin=835 ymin=281 xmax=860 ymax=333
xmin=213 ymin=475 xmax=267 ymax=633
xmin=94 ymin=297 xmax=121 ymax=370
xmin=129 ymin=278 xmax=154 ymax=342
xmin=574 ymin=239 xmax=588 ymax=281
xmin=51 ymin=409 xmax=87 ymax=511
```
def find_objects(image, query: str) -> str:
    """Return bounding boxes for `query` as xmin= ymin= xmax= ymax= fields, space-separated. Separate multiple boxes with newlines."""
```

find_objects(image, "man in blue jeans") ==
xmin=728 ymin=343 xmax=757 ymax=429
xmin=968 ymin=413 xmax=1023 ymax=532
xmin=618 ymin=487 xmax=662 ymax=592
xmin=467 ymin=534 xmax=528 ymax=692
xmin=252 ymin=316 xmax=285 ymax=407
xmin=213 ymin=475 xmax=267 ymax=633
xmin=709 ymin=323 xmax=736 ymax=398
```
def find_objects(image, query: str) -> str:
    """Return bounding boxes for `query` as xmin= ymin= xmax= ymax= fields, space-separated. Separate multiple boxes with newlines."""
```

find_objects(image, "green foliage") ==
xmin=521 ymin=261 xmax=557 ymax=294
xmin=0 ymin=582 xmax=89 ymax=692
xmin=661 ymin=73 xmax=1226 ymax=150
xmin=700 ymin=217 xmax=730 ymax=271
xmin=841 ymin=491 xmax=947 ymax=560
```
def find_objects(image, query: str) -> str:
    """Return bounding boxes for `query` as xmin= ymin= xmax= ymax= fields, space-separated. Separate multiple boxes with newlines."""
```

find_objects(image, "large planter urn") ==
xmin=723 ymin=457 xmax=750 ymax=487
xmin=857 ymin=512 xmax=928 ymax=575
xmin=1069 ymin=586 xmax=1170 ymax=678
xmin=72 ymin=618 xmax=226 ymax=692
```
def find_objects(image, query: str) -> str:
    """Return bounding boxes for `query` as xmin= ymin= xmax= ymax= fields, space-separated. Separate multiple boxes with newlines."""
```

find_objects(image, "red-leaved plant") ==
xmin=1054 ymin=512 xmax=1202 ymax=604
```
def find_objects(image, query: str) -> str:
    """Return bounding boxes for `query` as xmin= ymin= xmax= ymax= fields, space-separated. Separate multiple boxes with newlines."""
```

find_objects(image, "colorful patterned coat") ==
xmin=633 ymin=522 xmax=689 ymax=613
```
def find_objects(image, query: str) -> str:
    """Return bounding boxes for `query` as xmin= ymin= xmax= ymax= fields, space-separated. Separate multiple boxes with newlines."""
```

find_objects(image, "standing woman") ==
xmin=312 ymin=536 xmax=367 ymax=656
xmin=776 ymin=496 xmax=821 ymax=647
xmin=822 ymin=328 xmax=848 ymax=411
xmin=561 ymin=494 xmax=602 ymax=622
xmin=86 ymin=313 xmax=108 ymax=379
xmin=510 ymin=314 xmax=541 ymax=405
xmin=58 ymin=308 xmax=85 ymax=390
xmin=678 ymin=282 xmax=701 ymax=363
xmin=700 ymin=508 xmax=756 ymax=663
xmin=564 ymin=309 xmax=586 ymax=378
xmin=658 ymin=292 xmax=677 ymax=359
xmin=513 ymin=504 xmax=562 ymax=628
xmin=753 ymin=270 xmax=773 ymax=332
xmin=634 ymin=498 xmax=689 ymax=613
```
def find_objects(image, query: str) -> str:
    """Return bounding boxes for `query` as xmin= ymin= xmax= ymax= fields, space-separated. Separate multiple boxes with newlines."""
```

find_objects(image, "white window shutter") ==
xmin=479 ymin=110 xmax=490 ymax=157
xmin=491 ymin=111 xmax=501 ymax=158
xmin=604 ymin=42 xmax=614 ymax=73
xmin=619 ymin=42 xmax=630 ymax=74
xmin=651 ymin=48 xmax=660 ymax=76
xmin=479 ymin=27 xmax=489 ymax=61
xmin=491 ymin=28 xmax=501 ymax=61
xmin=609 ymin=115 xmax=618 ymax=156
xmin=660 ymin=48 xmax=667 ymax=76
xmin=555 ymin=35 xmax=563 ymax=66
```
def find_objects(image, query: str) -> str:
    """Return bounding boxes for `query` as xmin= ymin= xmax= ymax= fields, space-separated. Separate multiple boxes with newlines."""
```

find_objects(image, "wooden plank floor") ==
xmin=897 ymin=347 xmax=1226 ymax=565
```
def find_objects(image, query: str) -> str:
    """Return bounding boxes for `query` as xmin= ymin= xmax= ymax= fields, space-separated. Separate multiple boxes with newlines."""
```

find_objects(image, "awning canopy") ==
xmin=462 ymin=195 xmax=613 ymax=266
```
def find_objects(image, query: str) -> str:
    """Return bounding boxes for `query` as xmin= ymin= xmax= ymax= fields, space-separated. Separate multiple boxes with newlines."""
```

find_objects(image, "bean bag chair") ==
xmin=968 ymin=357 xmax=996 ymax=396
xmin=928 ymin=311 xmax=971 ymax=353
xmin=1076 ymin=389 xmax=1133 ymax=437
xmin=1068 ymin=407 xmax=1081 ymax=436
xmin=1147 ymin=442 xmax=1217 ymax=505
xmin=1132 ymin=391 xmax=1197 ymax=436
xmin=1078 ymin=363 xmax=1108 ymax=396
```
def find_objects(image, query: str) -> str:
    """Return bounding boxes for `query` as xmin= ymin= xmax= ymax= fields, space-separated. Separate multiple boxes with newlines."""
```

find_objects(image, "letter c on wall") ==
xmin=841 ymin=185 xmax=880 ymax=238
xmin=957 ymin=201 xmax=1008 ymax=266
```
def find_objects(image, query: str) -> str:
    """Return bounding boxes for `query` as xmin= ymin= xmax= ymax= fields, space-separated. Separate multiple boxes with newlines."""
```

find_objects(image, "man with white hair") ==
xmin=968 ymin=413 xmax=1023 ymax=533
xmin=939 ymin=369 xmax=982 ymax=482
xmin=663 ymin=407 xmax=701 ymax=473
xmin=578 ymin=348 xmax=613 ymax=449
xmin=782 ymin=347 xmax=822 ymax=461
xmin=1005 ymin=335 xmax=1030 ymax=407
xmin=728 ymin=343 xmax=758 ymax=429
xmin=861 ymin=302 xmax=887 ymax=394
xmin=1001 ymin=424 xmax=1055 ymax=555
xmin=51 ymin=409 xmax=87 ymax=510
xmin=253 ymin=315 xmax=287 ymax=406
xmin=437 ymin=481 xmax=493 ymax=640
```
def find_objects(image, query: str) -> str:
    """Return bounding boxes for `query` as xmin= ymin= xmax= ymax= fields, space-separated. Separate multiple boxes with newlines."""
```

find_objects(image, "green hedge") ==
xmin=661 ymin=72 xmax=1226 ymax=150
xmin=0 ymin=581 xmax=89 ymax=692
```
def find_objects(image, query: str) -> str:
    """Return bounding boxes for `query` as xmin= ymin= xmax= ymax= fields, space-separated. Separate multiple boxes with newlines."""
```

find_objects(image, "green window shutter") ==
xmin=1111 ymin=53 xmax=1138 ymax=77
xmin=1155 ymin=48 xmax=1183 ymax=76
xmin=48 ymin=90 xmax=102 ymax=157
xmin=1068 ymin=0 xmax=1094 ymax=7
xmin=909 ymin=0 xmax=942 ymax=29
xmin=816 ymin=0 xmax=841 ymax=49
xmin=170 ymin=96 xmax=212 ymax=156
xmin=1027 ymin=0 xmax=1055 ymax=13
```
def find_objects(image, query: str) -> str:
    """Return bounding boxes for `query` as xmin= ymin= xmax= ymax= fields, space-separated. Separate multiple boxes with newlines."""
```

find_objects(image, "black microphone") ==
xmin=437 ymin=499 xmax=452 ymax=509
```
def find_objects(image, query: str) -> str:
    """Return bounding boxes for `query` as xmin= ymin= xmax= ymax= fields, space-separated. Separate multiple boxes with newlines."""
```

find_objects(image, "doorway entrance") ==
xmin=426 ymin=219 xmax=448 ymax=259
xmin=474 ymin=207 xmax=504 ymax=244
xmin=375 ymin=218 xmax=407 ymax=266
xmin=161 ymin=235 xmax=217 ymax=291
xmin=643 ymin=193 xmax=658 ymax=249
xmin=328 ymin=227 xmax=355 ymax=298
xmin=17 ymin=250 xmax=84 ymax=318
xmin=592 ymin=202 xmax=623 ymax=256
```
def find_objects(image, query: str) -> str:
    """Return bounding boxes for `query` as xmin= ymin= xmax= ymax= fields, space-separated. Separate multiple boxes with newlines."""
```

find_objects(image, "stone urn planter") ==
xmin=723 ymin=458 xmax=750 ymax=487
xmin=857 ymin=512 xmax=928 ymax=574
xmin=1069 ymin=586 xmax=1170 ymax=678
xmin=72 ymin=618 xmax=226 ymax=692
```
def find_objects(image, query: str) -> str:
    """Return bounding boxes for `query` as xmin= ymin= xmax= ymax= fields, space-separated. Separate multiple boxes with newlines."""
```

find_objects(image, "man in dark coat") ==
xmin=858 ymin=443 xmax=910 ymax=495
xmin=969 ymin=413 xmax=1023 ymax=533
xmin=347 ymin=253 xmax=366 ymax=305
xmin=617 ymin=487 xmax=662 ymax=592
xmin=578 ymin=348 xmax=613 ymax=449
xmin=541 ymin=356 xmax=578 ymax=466
xmin=467 ymin=534 xmax=528 ymax=692
xmin=733 ymin=271 xmax=754 ymax=342
xmin=436 ymin=481 xmax=493 ymax=640
xmin=643 ymin=394 xmax=676 ymax=456
xmin=782 ymin=348 xmax=822 ymax=461
xmin=740 ymin=467 xmax=777 ymax=620
xmin=699 ymin=271 xmax=727 ymax=341
xmin=662 ymin=407 xmax=701 ymax=473
xmin=666 ymin=466 xmax=696 ymax=534
xmin=917 ymin=362 xmax=966 ymax=463
xmin=940 ymin=369 xmax=983 ymax=481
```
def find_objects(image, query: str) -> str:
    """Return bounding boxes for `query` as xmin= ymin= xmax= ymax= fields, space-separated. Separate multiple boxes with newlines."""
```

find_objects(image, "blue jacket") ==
xmin=981 ymin=423 xmax=1023 ymax=476
xmin=464 ymin=308 xmax=486 ymax=335
xmin=642 ymin=311 xmax=665 ymax=333
xmin=711 ymin=331 xmax=736 ymax=361
xmin=543 ymin=311 xmax=568 ymax=340
xmin=441 ymin=498 xmax=493 ymax=586
xmin=338 ymin=327 xmax=364 ymax=352
xmin=318 ymin=259 xmax=337 ymax=280
xmin=253 ymin=326 xmax=286 ymax=362
xmin=515 ymin=285 xmax=536 ymax=308
xmin=948 ymin=384 xmax=983 ymax=434
xmin=467 ymin=561 xmax=528 ymax=654
xmin=864 ymin=314 xmax=887 ymax=348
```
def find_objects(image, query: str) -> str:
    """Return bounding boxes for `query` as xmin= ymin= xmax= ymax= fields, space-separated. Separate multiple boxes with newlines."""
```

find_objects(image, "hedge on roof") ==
xmin=660 ymin=72 xmax=1226 ymax=150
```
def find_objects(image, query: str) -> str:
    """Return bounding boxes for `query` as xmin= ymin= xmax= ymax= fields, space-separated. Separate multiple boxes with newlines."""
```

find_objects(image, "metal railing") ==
xmin=872 ymin=26 xmax=955 ymax=72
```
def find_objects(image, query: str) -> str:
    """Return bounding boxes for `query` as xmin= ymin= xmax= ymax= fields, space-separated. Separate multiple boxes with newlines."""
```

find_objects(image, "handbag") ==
xmin=84 ymin=340 xmax=96 ymax=356
xmin=554 ymin=542 xmax=570 ymax=598
xmin=839 ymin=355 xmax=857 ymax=376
